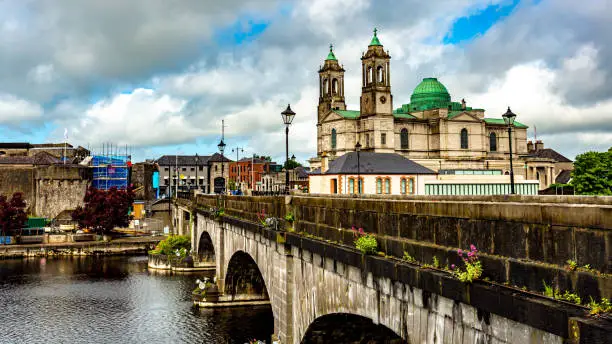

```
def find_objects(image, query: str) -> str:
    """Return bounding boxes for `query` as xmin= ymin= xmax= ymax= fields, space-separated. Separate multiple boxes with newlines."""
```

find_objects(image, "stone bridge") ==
xmin=175 ymin=194 xmax=612 ymax=343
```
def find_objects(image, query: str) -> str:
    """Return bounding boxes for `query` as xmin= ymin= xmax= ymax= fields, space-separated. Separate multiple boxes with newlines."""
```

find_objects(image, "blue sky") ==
xmin=0 ymin=0 xmax=610 ymax=163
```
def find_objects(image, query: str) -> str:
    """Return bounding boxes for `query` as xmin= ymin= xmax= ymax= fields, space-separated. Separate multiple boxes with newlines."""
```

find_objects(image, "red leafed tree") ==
xmin=0 ymin=192 xmax=28 ymax=237
xmin=72 ymin=186 xmax=135 ymax=235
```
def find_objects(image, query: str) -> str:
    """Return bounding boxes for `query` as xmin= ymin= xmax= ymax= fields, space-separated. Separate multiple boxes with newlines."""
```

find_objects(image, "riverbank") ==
xmin=0 ymin=236 xmax=165 ymax=259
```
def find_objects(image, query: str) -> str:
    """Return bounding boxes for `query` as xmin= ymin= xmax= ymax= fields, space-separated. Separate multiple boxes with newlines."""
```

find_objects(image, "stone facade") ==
xmin=310 ymin=30 xmax=568 ymax=188
xmin=34 ymin=165 xmax=91 ymax=219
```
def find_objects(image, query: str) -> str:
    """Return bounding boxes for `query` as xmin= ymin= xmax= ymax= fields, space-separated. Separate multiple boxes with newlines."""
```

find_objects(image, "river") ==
xmin=0 ymin=256 xmax=273 ymax=344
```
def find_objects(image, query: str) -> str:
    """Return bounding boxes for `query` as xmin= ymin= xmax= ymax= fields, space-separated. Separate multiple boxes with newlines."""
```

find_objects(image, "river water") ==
xmin=0 ymin=256 xmax=273 ymax=344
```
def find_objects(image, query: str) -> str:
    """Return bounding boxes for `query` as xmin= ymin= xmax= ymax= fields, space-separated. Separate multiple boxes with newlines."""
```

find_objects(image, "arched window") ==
xmin=332 ymin=79 xmax=338 ymax=95
xmin=367 ymin=66 xmax=373 ymax=84
xmin=408 ymin=178 xmax=414 ymax=194
xmin=460 ymin=128 xmax=468 ymax=149
xmin=400 ymin=179 xmax=407 ymax=194
xmin=489 ymin=132 xmax=497 ymax=152
xmin=331 ymin=129 xmax=337 ymax=150
xmin=323 ymin=79 xmax=328 ymax=95
xmin=376 ymin=178 xmax=382 ymax=194
xmin=377 ymin=66 xmax=384 ymax=83
xmin=400 ymin=128 xmax=409 ymax=149
xmin=384 ymin=178 xmax=391 ymax=194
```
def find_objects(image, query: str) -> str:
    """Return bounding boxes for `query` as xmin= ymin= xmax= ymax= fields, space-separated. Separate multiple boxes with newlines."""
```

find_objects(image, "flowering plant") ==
xmin=352 ymin=226 xmax=377 ymax=255
xmin=256 ymin=209 xmax=268 ymax=226
xmin=451 ymin=244 xmax=482 ymax=283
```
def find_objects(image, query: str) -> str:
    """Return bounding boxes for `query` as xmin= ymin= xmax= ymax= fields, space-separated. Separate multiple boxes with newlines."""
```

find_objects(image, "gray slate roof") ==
xmin=555 ymin=170 xmax=572 ymax=184
xmin=325 ymin=152 xmax=436 ymax=175
xmin=528 ymin=148 xmax=572 ymax=163
xmin=157 ymin=155 xmax=211 ymax=166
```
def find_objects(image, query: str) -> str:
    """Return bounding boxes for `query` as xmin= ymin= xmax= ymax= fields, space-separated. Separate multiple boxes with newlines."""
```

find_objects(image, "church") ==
xmin=309 ymin=29 xmax=568 ymax=190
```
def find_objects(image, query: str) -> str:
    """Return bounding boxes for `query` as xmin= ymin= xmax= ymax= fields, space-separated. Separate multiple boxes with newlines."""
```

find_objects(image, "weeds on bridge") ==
xmin=352 ymin=227 xmax=378 ymax=255
xmin=451 ymin=245 xmax=482 ymax=283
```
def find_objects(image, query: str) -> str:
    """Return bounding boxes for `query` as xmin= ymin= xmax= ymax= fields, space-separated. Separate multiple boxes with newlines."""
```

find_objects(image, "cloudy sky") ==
xmin=1 ymin=0 xmax=610 ymax=163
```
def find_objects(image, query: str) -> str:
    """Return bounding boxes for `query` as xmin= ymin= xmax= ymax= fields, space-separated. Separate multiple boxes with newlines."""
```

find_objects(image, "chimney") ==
xmin=321 ymin=153 xmax=329 ymax=173
xmin=527 ymin=140 xmax=534 ymax=152
xmin=535 ymin=140 xmax=544 ymax=151
xmin=461 ymin=98 xmax=466 ymax=110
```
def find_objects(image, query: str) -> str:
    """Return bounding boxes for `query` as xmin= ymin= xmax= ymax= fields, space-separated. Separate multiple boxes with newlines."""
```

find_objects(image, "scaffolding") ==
xmin=92 ymin=154 xmax=130 ymax=190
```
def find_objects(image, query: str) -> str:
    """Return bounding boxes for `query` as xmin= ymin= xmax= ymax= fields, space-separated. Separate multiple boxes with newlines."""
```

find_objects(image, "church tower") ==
xmin=317 ymin=44 xmax=346 ymax=124
xmin=360 ymin=28 xmax=392 ymax=117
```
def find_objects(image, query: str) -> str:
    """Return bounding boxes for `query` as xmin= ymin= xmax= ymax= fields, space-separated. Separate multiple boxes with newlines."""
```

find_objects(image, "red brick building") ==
xmin=228 ymin=157 xmax=270 ymax=190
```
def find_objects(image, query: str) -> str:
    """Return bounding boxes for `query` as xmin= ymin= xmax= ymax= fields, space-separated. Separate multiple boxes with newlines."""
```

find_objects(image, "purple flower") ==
xmin=467 ymin=251 xmax=474 ymax=257
xmin=451 ymin=264 xmax=456 ymax=269
xmin=359 ymin=228 xmax=364 ymax=234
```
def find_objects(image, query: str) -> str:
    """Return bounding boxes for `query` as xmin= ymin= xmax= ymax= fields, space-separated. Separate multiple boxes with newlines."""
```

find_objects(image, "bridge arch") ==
xmin=197 ymin=231 xmax=215 ymax=262
xmin=224 ymin=250 xmax=270 ymax=301
xmin=301 ymin=313 xmax=405 ymax=344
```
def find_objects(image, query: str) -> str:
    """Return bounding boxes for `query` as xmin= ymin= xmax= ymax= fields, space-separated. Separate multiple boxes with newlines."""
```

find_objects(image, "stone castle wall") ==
xmin=0 ymin=167 xmax=35 ymax=209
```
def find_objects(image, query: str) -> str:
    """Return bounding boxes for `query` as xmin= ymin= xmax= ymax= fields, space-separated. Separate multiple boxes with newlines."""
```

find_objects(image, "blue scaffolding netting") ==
xmin=92 ymin=155 xmax=129 ymax=190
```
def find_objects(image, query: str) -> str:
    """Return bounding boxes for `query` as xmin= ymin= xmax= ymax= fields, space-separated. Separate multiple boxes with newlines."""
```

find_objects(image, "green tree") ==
xmin=284 ymin=159 xmax=303 ymax=170
xmin=570 ymin=148 xmax=612 ymax=195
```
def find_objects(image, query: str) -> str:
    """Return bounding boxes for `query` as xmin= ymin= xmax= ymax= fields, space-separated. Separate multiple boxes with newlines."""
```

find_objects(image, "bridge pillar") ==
xmin=214 ymin=219 xmax=226 ymax=293
xmin=273 ymin=244 xmax=294 ymax=344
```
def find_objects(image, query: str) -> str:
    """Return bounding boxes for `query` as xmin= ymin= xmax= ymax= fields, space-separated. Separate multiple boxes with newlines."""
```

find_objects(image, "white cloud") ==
xmin=27 ymin=64 xmax=55 ymax=84
xmin=0 ymin=94 xmax=43 ymax=124
xmin=68 ymin=88 xmax=202 ymax=147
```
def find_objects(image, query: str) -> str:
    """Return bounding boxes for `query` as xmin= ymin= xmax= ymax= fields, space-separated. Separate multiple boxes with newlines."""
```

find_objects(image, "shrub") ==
xmin=150 ymin=235 xmax=191 ymax=256
xmin=543 ymin=281 xmax=582 ymax=305
xmin=403 ymin=252 xmax=416 ymax=263
xmin=284 ymin=212 xmax=295 ymax=223
xmin=355 ymin=235 xmax=378 ymax=254
xmin=588 ymin=297 xmax=612 ymax=315
xmin=566 ymin=259 xmax=578 ymax=272
xmin=451 ymin=244 xmax=482 ymax=283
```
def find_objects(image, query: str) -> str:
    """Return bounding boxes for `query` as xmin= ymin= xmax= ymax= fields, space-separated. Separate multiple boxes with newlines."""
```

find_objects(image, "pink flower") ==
xmin=470 ymin=244 xmax=477 ymax=252
xmin=457 ymin=249 xmax=463 ymax=256
xmin=451 ymin=264 xmax=456 ymax=269
xmin=358 ymin=228 xmax=364 ymax=234
xmin=352 ymin=226 xmax=356 ymax=231
xmin=467 ymin=251 xmax=474 ymax=257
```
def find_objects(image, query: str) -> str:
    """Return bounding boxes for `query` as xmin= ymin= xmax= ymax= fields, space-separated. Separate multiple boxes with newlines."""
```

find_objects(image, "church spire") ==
xmin=326 ymin=44 xmax=337 ymax=61
xmin=369 ymin=28 xmax=382 ymax=46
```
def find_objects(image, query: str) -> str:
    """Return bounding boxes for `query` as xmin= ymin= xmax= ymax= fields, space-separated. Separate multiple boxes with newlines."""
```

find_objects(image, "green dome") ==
xmin=409 ymin=78 xmax=451 ymax=110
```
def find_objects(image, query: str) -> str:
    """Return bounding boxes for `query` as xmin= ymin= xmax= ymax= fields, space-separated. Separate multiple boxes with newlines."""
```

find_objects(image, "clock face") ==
xmin=380 ymin=96 xmax=387 ymax=104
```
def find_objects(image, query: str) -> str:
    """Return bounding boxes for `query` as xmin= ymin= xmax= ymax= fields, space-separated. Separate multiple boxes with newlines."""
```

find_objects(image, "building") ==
xmin=308 ymin=30 xmax=562 ymax=189
xmin=525 ymin=140 xmax=573 ymax=189
xmin=309 ymin=152 xmax=436 ymax=195
xmin=156 ymin=155 xmax=210 ymax=196
xmin=228 ymin=156 xmax=270 ymax=191
xmin=207 ymin=153 xmax=233 ymax=194
xmin=0 ymin=142 xmax=89 ymax=162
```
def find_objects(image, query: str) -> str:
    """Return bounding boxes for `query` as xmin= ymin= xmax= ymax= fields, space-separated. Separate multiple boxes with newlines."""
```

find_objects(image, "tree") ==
xmin=0 ymin=192 xmax=27 ymax=237
xmin=570 ymin=148 xmax=612 ymax=195
xmin=284 ymin=159 xmax=303 ymax=170
xmin=72 ymin=186 xmax=135 ymax=235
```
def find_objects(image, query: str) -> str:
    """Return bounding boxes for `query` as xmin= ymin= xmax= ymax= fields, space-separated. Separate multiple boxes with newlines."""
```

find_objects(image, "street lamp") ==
xmin=355 ymin=142 xmax=362 ymax=194
xmin=217 ymin=139 xmax=226 ymax=194
xmin=281 ymin=104 xmax=296 ymax=194
xmin=195 ymin=153 xmax=199 ymax=192
xmin=502 ymin=107 xmax=517 ymax=195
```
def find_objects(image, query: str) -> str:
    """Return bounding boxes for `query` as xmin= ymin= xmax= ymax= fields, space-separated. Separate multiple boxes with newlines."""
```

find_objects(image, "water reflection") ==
xmin=0 ymin=256 xmax=273 ymax=344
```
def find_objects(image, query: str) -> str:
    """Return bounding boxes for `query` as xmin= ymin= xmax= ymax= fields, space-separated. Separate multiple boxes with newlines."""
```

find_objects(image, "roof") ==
xmin=0 ymin=156 xmax=35 ymax=165
xmin=0 ymin=142 xmax=32 ymax=149
xmin=529 ymin=148 xmax=572 ymax=163
xmin=555 ymin=170 xmax=572 ymax=184
xmin=393 ymin=112 xmax=417 ymax=119
xmin=410 ymin=78 xmax=451 ymax=110
xmin=294 ymin=166 xmax=309 ymax=178
xmin=333 ymin=109 xmax=360 ymax=119
xmin=32 ymin=152 xmax=61 ymax=165
xmin=238 ymin=157 xmax=268 ymax=164
xmin=483 ymin=118 xmax=529 ymax=129
xmin=325 ymin=152 xmax=436 ymax=175
xmin=156 ymin=155 xmax=211 ymax=166
xmin=369 ymin=28 xmax=382 ymax=46
xmin=326 ymin=44 xmax=337 ymax=61
xmin=208 ymin=152 xmax=233 ymax=163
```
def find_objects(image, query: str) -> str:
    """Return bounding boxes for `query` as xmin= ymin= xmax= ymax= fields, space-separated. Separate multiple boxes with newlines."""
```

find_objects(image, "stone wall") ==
xmin=34 ymin=166 xmax=91 ymax=219
xmin=132 ymin=162 xmax=156 ymax=201
xmin=0 ymin=167 xmax=35 ymax=208
xmin=191 ymin=208 xmax=609 ymax=344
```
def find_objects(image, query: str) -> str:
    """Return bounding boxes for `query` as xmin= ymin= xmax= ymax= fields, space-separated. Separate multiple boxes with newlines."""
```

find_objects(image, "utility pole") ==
xmin=232 ymin=147 xmax=244 ymax=192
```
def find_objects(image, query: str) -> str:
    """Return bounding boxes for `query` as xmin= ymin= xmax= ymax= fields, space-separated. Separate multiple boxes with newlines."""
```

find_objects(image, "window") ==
xmin=215 ymin=165 xmax=218 ymax=172
xmin=489 ymin=132 xmax=497 ymax=152
xmin=358 ymin=178 xmax=362 ymax=194
xmin=365 ymin=134 xmax=370 ymax=147
xmin=376 ymin=178 xmax=382 ymax=194
xmin=384 ymin=178 xmax=390 ymax=194
xmin=349 ymin=178 xmax=355 ymax=194
xmin=460 ymin=128 xmax=468 ymax=149
xmin=164 ymin=167 xmax=169 ymax=171
xmin=381 ymin=133 xmax=386 ymax=145
xmin=331 ymin=128 xmax=337 ymax=150
xmin=367 ymin=66 xmax=373 ymax=84
xmin=191 ymin=167 xmax=195 ymax=171
xmin=408 ymin=178 xmax=414 ymax=194
xmin=323 ymin=79 xmax=328 ymax=95
xmin=400 ymin=128 xmax=409 ymax=149
xmin=332 ymin=79 xmax=338 ymax=95
xmin=199 ymin=166 xmax=203 ymax=171
xmin=400 ymin=179 xmax=407 ymax=194
xmin=182 ymin=167 xmax=186 ymax=171
xmin=377 ymin=66 xmax=384 ymax=83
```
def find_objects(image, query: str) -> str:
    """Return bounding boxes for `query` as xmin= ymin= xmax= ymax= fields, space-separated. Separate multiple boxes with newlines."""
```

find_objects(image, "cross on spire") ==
xmin=373 ymin=27 xmax=378 ymax=36
xmin=330 ymin=43 xmax=333 ymax=52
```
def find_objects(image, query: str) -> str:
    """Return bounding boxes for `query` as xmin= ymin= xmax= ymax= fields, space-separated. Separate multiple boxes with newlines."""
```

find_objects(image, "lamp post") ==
xmin=232 ymin=147 xmax=244 ymax=193
xmin=355 ymin=142 xmax=362 ymax=194
xmin=217 ymin=139 xmax=226 ymax=194
xmin=281 ymin=104 xmax=296 ymax=194
xmin=194 ymin=153 xmax=199 ymax=193
xmin=502 ymin=107 xmax=517 ymax=195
